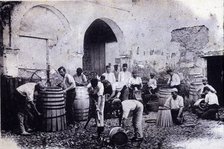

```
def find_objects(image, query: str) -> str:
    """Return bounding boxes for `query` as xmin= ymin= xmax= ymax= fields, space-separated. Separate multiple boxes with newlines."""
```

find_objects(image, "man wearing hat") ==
xmin=118 ymin=63 xmax=132 ymax=101
xmin=164 ymin=88 xmax=184 ymax=125
xmin=112 ymin=98 xmax=143 ymax=141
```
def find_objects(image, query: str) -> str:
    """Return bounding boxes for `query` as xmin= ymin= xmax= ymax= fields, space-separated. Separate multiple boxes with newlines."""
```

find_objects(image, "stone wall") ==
xmin=1 ymin=0 xmax=223 ymax=80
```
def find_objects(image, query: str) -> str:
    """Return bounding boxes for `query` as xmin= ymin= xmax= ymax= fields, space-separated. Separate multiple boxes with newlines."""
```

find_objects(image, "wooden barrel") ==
xmin=158 ymin=88 xmax=173 ymax=106
xmin=40 ymin=87 xmax=66 ymax=132
xmin=74 ymin=87 xmax=89 ymax=121
xmin=189 ymin=82 xmax=203 ymax=104
xmin=156 ymin=108 xmax=173 ymax=127
xmin=109 ymin=127 xmax=128 ymax=146
xmin=147 ymin=101 xmax=159 ymax=112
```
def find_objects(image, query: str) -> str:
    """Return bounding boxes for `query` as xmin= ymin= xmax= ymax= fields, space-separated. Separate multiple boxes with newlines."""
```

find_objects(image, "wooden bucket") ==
xmin=156 ymin=107 xmax=173 ymax=127
xmin=109 ymin=127 xmax=128 ymax=146
xmin=40 ymin=87 xmax=66 ymax=132
xmin=158 ymin=88 xmax=173 ymax=106
xmin=74 ymin=86 xmax=89 ymax=121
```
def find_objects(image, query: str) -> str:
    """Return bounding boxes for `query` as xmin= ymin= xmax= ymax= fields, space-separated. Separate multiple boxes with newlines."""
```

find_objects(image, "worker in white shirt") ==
xmin=197 ymin=86 xmax=219 ymax=120
xmin=166 ymin=69 xmax=180 ymax=91
xmin=193 ymin=78 xmax=217 ymax=109
xmin=15 ymin=81 xmax=45 ymax=135
xmin=87 ymin=78 xmax=105 ymax=139
xmin=118 ymin=63 xmax=132 ymax=101
xmin=102 ymin=65 xmax=116 ymax=85
xmin=147 ymin=73 xmax=157 ymax=94
xmin=163 ymin=88 xmax=184 ymax=125
xmin=58 ymin=66 xmax=76 ymax=125
xmin=197 ymin=78 xmax=216 ymax=98
xmin=128 ymin=70 xmax=143 ymax=100
xmin=112 ymin=99 xmax=143 ymax=142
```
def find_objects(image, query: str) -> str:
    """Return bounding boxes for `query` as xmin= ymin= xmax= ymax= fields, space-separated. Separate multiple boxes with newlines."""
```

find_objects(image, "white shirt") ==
xmin=164 ymin=95 xmax=184 ymax=109
xmin=16 ymin=82 xmax=36 ymax=102
xmin=102 ymin=72 xmax=116 ymax=84
xmin=87 ymin=81 xmax=104 ymax=96
xmin=118 ymin=71 xmax=132 ymax=86
xmin=62 ymin=73 xmax=76 ymax=89
xmin=168 ymin=73 xmax=180 ymax=86
xmin=197 ymin=84 xmax=216 ymax=94
xmin=205 ymin=91 xmax=219 ymax=105
xmin=112 ymin=82 xmax=124 ymax=91
xmin=73 ymin=73 xmax=87 ymax=85
xmin=128 ymin=77 xmax=142 ymax=87
xmin=148 ymin=78 xmax=157 ymax=89
xmin=122 ymin=100 xmax=143 ymax=119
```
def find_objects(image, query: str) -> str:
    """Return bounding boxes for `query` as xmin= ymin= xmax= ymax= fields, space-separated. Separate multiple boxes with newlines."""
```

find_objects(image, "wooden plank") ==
xmin=52 ymin=109 xmax=57 ymax=132
xmin=57 ymin=109 xmax=61 ymax=131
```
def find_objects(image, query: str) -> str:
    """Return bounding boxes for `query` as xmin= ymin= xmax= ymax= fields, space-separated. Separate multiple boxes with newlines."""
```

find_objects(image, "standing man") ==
xmin=15 ymin=81 xmax=44 ymax=135
xmin=87 ymin=78 xmax=105 ymax=139
xmin=118 ymin=63 xmax=132 ymax=101
xmin=128 ymin=70 xmax=143 ymax=100
xmin=58 ymin=66 xmax=76 ymax=126
xmin=102 ymin=65 xmax=116 ymax=85
xmin=73 ymin=67 xmax=88 ymax=86
xmin=112 ymin=99 xmax=143 ymax=141
xmin=166 ymin=69 xmax=180 ymax=91
xmin=147 ymin=73 xmax=157 ymax=94
xmin=113 ymin=64 xmax=119 ymax=82
xmin=164 ymin=88 xmax=184 ymax=125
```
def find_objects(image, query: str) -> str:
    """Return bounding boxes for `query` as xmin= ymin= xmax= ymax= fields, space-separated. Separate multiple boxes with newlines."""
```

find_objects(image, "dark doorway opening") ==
xmin=83 ymin=19 xmax=117 ymax=76
xmin=206 ymin=56 xmax=224 ymax=106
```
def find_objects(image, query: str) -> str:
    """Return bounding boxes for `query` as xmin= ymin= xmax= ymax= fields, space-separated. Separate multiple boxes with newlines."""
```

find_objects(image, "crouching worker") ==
xmin=164 ymin=88 xmax=184 ymax=125
xmin=15 ymin=81 xmax=44 ymax=135
xmin=196 ymin=87 xmax=219 ymax=120
xmin=87 ymin=78 xmax=105 ymax=139
xmin=112 ymin=99 xmax=143 ymax=142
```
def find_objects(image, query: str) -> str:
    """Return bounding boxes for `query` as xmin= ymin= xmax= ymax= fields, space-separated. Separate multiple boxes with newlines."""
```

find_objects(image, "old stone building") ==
xmin=0 ymin=1 xmax=223 ymax=102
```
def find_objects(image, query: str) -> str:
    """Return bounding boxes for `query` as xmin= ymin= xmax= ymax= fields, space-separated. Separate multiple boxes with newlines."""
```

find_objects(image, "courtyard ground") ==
xmin=1 ymin=111 xmax=224 ymax=149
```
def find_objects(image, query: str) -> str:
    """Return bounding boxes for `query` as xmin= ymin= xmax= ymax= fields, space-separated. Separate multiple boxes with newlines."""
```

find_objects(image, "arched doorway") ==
xmin=83 ymin=18 xmax=122 ymax=75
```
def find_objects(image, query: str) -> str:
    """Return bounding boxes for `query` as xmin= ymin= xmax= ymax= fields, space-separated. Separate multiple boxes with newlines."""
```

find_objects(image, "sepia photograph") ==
xmin=0 ymin=0 xmax=223 ymax=148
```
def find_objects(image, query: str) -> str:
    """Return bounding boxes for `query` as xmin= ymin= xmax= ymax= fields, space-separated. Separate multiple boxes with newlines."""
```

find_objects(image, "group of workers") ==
xmin=14 ymin=63 xmax=220 ymax=143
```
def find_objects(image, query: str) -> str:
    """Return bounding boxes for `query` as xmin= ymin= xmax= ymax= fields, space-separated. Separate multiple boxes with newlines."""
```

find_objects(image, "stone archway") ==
xmin=83 ymin=18 xmax=124 ymax=75
xmin=17 ymin=4 xmax=70 ymax=77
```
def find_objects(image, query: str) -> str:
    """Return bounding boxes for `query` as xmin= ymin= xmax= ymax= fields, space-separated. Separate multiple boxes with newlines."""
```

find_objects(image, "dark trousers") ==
xmin=201 ymin=104 xmax=219 ymax=120
xmin=15 ymin=91 xmax=33 ymax=133
xmin=171 ymin=109 xmax=183 ymax=125
xmin=66 ymin=88 xmax=76 ymax=125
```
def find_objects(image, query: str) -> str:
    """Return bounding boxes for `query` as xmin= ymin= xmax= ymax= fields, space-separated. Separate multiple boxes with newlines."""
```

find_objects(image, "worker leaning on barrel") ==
xmin=15 ymin=80 xmax=45 ymax=135
xmin=87 ymin=78 xmax=105 ymax=139
xmin=163 ymin=88 xmax=184 ymax=125
xmin=73 ymin=67 xmax=88 ymax=86
xmin=58 ymin=66 xmax=76 ymax=126
xmin=112 ymin=98 xmax=144 ymax=142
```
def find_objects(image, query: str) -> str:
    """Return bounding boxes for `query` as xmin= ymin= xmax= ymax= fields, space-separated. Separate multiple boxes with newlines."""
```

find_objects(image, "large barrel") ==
xmin=189 ymin=75 xmax=203 ymax=105
xmin=158 ymin=88 xmax=173 ymax=106
xmin=40 ymin=87 xmax=66 ymax=132
xmin=109 ymin=127 xmax=128 ymax=146
xmin=74 ymin=86 xmax=89 ymax=121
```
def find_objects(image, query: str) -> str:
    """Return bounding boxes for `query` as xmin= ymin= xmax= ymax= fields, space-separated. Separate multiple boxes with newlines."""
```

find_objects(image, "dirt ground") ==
xmin=1 ymin=111 xmax=224 ymax=149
